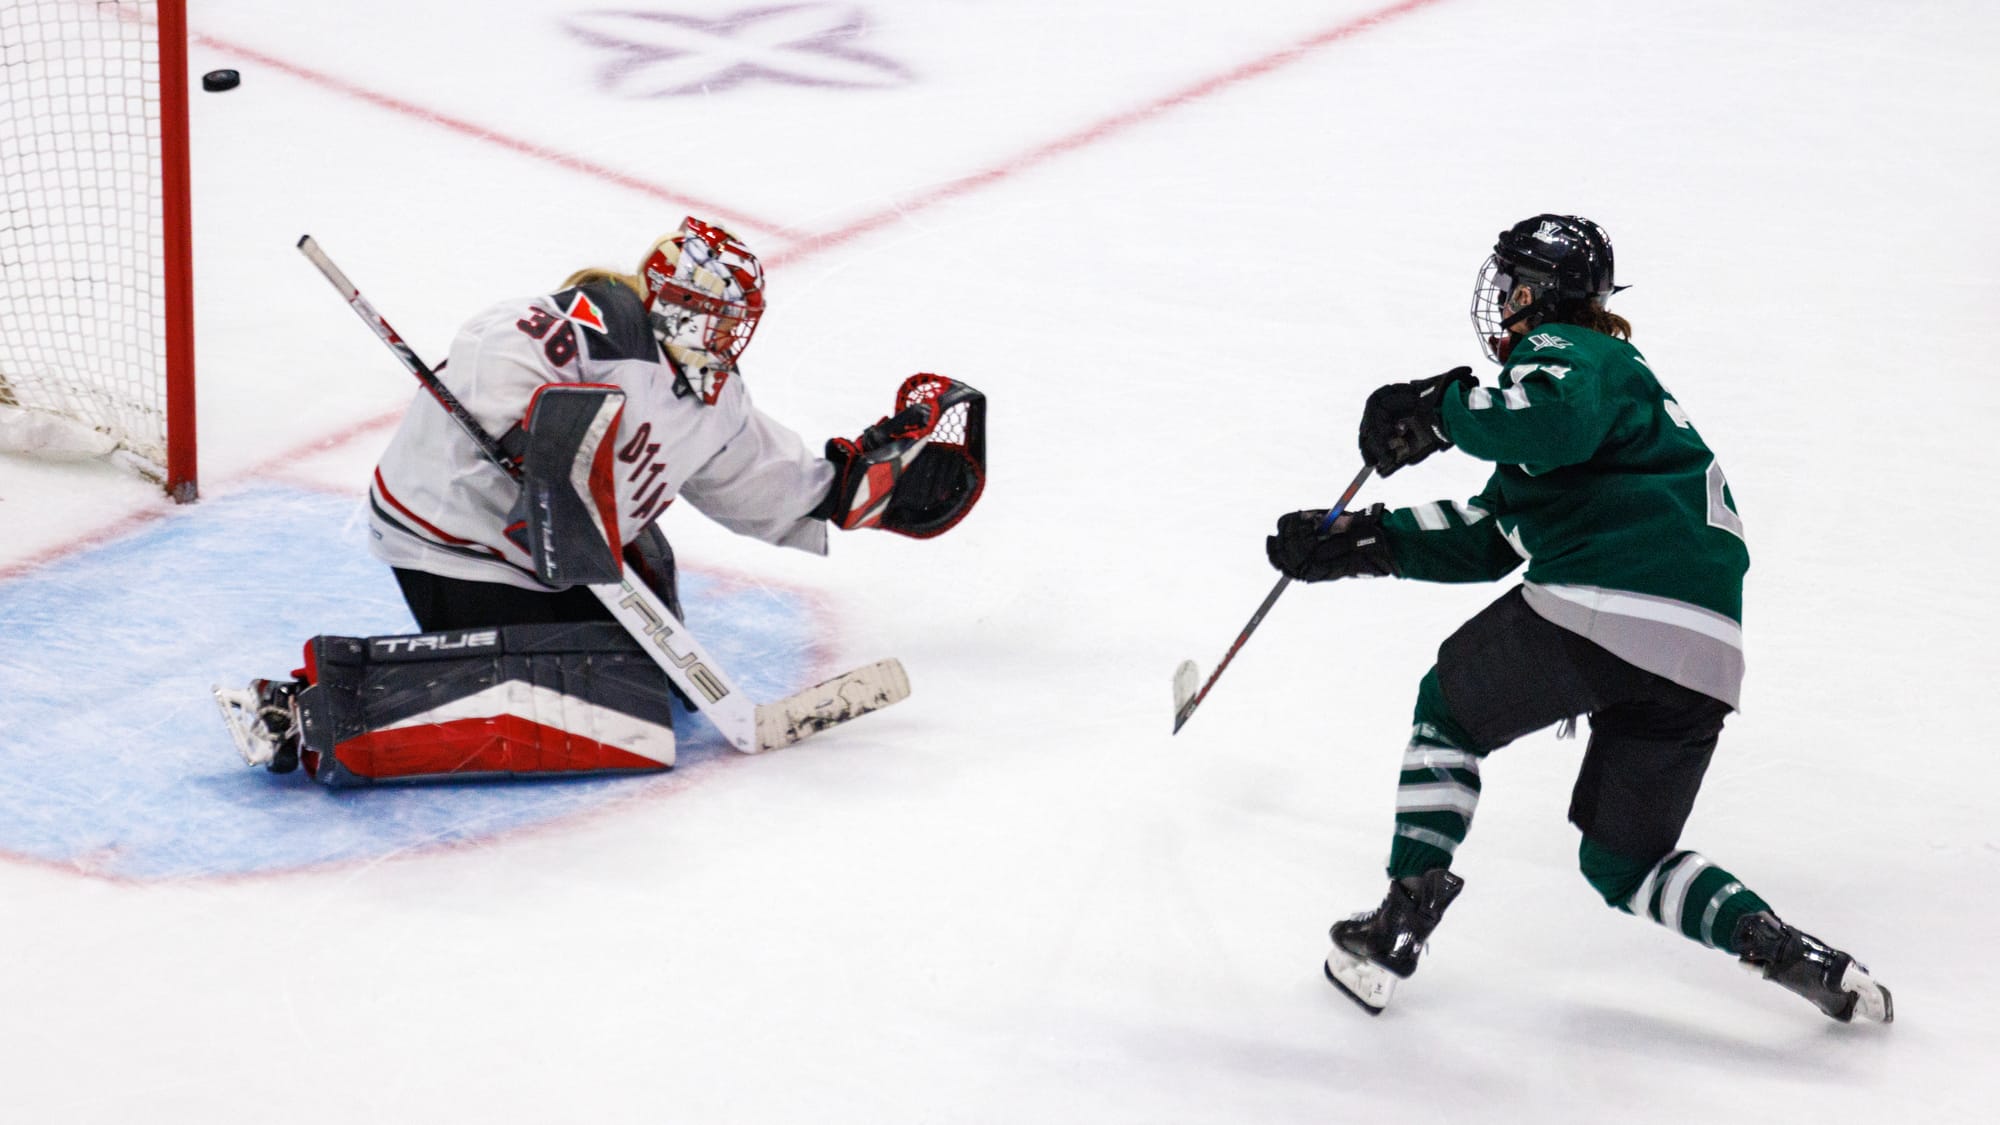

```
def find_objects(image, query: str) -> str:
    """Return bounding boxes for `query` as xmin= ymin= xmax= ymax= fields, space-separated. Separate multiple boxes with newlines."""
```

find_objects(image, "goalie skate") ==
xmin=752 ymin=658 xmax=910 ymax=753
xmin=212 ymin=679 xmax=302 ymax=773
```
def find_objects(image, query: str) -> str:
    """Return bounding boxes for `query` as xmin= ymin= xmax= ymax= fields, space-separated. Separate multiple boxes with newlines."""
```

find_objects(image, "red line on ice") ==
xmin=767 ymin=0 xmax=1454 ymax=266
xmin=185 ymin=31 xmax=788 ymax=239
xmin=4 ymin=0 xmax=1446 ymax=574
xmin=191 ymin=0 xmax=1447 ymax=264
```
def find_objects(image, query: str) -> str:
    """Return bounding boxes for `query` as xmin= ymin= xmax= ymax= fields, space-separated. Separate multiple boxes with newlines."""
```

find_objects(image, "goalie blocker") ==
xmin=503 ymin=382 xmax=629 ymax=588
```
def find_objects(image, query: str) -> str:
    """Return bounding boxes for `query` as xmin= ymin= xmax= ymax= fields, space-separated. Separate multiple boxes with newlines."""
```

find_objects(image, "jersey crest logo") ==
xmin=1526 ymin=332 xmax=1573 ymax=351
xmin=563 ymin=291 xmax=608 ymax=334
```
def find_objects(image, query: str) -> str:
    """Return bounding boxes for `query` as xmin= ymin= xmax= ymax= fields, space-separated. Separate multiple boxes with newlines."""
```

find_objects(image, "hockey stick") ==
xmin=1172 ymin=463 xmax=1374 ymax=733
xmin=295 ymin=234 xmax=909 ymax=753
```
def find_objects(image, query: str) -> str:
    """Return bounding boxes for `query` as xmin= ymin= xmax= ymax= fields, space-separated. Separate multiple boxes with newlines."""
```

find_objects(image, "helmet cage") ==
xmin=640 ymin=217 xmax=766 ymax=404
xmin=1471 ymin=253 xmax=1541 ymax=363
xmin=1469 ymin=215 xmax=1617 ymax=363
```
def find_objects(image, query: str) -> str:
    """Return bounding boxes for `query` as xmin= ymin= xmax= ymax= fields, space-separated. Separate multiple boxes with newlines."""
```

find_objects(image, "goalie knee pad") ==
xmin=624 ymin=521 xmax=682 ymax=623
xmin=292 ymin=622 xmax=675 ymax=788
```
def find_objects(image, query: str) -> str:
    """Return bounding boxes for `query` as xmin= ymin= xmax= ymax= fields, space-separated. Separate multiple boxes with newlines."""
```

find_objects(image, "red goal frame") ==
xmin=159 ymin=0 xmax=198 ymax=502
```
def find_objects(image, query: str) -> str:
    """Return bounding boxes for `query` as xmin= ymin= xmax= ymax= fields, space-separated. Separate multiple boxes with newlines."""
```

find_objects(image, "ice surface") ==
xmin=1 ymin=1 xmax=1994 ymax=1121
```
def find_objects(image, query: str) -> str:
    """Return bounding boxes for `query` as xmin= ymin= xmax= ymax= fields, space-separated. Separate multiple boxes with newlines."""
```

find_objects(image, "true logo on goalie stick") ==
xmin=617 ymin=580 xmax=729 ymax=703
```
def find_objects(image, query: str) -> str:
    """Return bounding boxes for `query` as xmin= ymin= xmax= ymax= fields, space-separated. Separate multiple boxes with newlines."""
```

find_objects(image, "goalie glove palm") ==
xmin=813 ymin=374 xmax=988 ymax=537
xmin=814 ymin=400 xmax=939 ymax=531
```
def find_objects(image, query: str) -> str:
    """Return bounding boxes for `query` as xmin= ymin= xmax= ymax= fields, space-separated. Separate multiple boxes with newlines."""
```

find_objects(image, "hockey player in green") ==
xmin=1266 ymin=214 xmax=1893 ymax=1022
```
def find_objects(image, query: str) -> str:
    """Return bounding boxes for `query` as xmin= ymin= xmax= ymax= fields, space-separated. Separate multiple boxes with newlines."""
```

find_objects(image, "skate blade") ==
xmin=1842 ymin=963 xmax=1894 ymax=1024
xmin=211 ymin=686 xmax=275 ymax=767
xmin=1324 ymin=945 xmax=1395 ymax=1016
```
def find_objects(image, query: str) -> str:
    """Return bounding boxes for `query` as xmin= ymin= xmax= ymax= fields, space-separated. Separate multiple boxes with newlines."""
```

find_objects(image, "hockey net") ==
xmin=0 ymin=0 xmax=197 ymax=499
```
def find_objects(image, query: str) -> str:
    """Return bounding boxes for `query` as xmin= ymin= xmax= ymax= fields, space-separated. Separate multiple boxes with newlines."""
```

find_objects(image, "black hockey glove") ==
xmin=1265 ymin=503 xmax=1397 ymax=583
xmin=1357 ymin=367 xmax=1478 ymax=477
xmin=811 ymin=375 xmax=989 ymax=538
xmin=811 ymin=400 xmax=940 ymax=525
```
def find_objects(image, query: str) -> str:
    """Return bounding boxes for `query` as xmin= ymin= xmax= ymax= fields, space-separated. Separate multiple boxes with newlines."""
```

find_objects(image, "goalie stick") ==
xmin=292 ymin=234 xmax=909 ymax=754
xmin=1172 ymin=463 xmax=1374 ymax=733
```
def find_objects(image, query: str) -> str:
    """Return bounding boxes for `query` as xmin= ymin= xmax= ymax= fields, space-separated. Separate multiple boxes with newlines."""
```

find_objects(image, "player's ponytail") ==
xmin=1575 ymin=300 xmax=1632 ymax=341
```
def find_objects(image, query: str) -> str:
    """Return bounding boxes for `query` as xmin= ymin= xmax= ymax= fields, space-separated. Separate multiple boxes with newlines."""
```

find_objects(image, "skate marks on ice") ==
xmin=0 ymin=486 xmax=832 ymax=881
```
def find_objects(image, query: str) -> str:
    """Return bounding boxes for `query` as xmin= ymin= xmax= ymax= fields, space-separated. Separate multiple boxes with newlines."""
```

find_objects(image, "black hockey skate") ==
xmin=212 ymin=678 xmax=303 ymax=774
xmin=1324 ymin=868 xmax=1465 ymax=1015
xmin=1731 ymin=911 xmax=1893 ymax=1024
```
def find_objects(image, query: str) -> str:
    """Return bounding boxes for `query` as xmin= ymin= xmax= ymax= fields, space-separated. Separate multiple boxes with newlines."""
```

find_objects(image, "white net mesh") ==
xmin=0 ymin=1 xmax=170 ymax=472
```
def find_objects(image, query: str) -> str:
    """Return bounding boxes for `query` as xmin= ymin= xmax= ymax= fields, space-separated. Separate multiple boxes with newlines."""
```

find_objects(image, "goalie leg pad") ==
xmin=294 ymin=622 xmax=675 ymax=787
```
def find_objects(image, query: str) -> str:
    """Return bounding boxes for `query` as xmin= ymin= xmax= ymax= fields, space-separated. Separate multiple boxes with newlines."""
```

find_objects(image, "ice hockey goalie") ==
xmin=216 ymin=217 xmax=985 ymax=786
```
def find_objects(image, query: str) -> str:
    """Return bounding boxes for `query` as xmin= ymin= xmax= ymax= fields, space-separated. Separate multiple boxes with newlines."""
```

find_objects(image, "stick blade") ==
xmin=1172 ymin=659 xmax=1200 ymax=733
xmin=754 ymin=658 xmax=911 ymax=752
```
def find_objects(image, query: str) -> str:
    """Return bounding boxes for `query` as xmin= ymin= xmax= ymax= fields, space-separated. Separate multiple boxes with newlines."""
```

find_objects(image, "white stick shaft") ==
xmin=588 ymin=577 xmax=756 ymax=752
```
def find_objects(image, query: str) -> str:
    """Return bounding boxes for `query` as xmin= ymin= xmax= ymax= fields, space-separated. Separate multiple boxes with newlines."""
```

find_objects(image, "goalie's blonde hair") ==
xmin=560 ymin=267 xmax=646 ymax=297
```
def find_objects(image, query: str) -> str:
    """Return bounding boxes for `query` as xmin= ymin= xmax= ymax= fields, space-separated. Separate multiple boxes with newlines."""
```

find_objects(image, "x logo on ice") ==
xmin=565 ymin=4 xmax=912 ymax=97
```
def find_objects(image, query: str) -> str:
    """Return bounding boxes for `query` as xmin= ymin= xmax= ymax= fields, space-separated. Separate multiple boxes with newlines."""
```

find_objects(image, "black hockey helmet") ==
xmin=1471 ymin=214 xmax=1621 ymax=361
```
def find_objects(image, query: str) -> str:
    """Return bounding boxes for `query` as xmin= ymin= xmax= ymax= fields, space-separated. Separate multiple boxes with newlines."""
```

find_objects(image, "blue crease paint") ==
xmin=0 ymin=487 xmax=817 ymax=880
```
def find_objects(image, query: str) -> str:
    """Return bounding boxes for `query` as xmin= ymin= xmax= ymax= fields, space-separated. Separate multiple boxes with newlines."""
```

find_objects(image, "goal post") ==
xmin=0 ymin=0 xmax=199 ymax=501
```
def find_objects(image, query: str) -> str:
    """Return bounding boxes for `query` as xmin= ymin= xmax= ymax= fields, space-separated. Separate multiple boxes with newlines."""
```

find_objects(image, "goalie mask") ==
xmin=640 ymin=217 xmax=766 ymax=404
xmin=1470 ymin=214 xmax=1621 ymax=362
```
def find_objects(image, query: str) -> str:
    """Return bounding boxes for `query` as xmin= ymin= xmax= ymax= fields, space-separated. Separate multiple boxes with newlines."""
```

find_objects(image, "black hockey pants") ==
xmin=1425 ymin=586 xmax=1732 ymax=863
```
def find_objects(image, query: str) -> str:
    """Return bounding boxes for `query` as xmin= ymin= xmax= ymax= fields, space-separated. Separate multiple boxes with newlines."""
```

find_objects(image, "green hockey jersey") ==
xmin=1380 ymin=324 xmax=1750 ymax=708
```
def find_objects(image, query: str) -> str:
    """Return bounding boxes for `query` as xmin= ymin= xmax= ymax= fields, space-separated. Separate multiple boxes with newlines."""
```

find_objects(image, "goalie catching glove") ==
xmin=813 ymin=374 xmax=987 ymax=538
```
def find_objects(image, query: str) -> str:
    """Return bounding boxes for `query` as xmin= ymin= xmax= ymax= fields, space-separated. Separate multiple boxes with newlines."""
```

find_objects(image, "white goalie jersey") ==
xmin=367 ymin=280 xmax=834 ymax=590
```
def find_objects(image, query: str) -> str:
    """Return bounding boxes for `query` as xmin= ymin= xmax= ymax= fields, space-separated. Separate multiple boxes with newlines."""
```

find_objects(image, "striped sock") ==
xmin=1387 ymin=722 xmax=1483 ymax=879
xmin=1619 ymin=849 xmax=1771 ymax=951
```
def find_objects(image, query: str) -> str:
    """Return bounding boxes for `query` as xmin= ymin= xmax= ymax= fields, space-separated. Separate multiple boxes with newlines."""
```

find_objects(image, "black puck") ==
xmin=201 ymin=69 xmax=241 ymax=93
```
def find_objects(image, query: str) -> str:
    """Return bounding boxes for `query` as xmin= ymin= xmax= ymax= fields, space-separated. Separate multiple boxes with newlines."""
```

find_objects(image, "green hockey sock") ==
xmin=1388 ymin=670 xmax=1485 ymax=879
xmin=1580 ymin=837 xmax=1771 ymax=950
